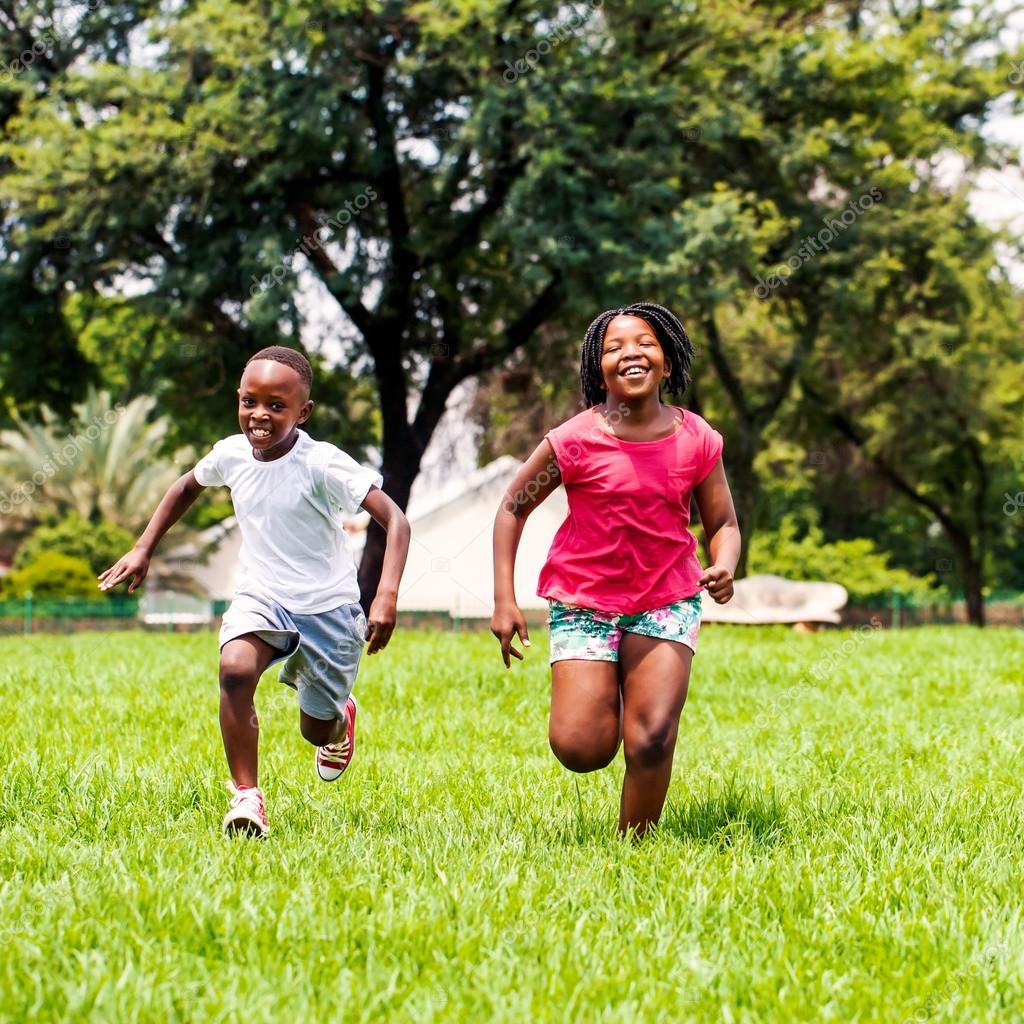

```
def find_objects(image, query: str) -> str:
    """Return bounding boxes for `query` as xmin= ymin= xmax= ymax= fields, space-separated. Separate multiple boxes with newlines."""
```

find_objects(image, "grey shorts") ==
xmin=219 ymin=592 xmax=367 ymax=721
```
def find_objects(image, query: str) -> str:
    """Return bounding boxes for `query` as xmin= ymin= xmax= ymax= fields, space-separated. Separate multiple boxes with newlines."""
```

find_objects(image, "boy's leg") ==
xmin=280 ymin=603 xmax=364 ymax=780
xmin=549 ymin=660 xmax=621 ymax=772
xmin=219 ymin=634 xmax=280 ymax=788
xmin=299 ymin=708 xmax=344 ymax=747
xmin=617 ymin=634 xmax=692 ymax=837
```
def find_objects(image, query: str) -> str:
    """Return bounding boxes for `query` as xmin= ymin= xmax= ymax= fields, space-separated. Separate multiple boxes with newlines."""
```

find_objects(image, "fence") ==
xmin=844 ymin=590 xmax=1024 ymax=628
xmin=0 ymin=595 xmax=139 ymax=635
xmin=2 ymin=591 xmax=1022 ymax=635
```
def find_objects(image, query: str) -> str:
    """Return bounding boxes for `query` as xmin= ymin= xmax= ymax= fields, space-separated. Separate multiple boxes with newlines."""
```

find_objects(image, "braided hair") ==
xmin=246 ymin=346 xmax=313 ymax=393
xmin=579 ymin=302 xmax=693 ymax=408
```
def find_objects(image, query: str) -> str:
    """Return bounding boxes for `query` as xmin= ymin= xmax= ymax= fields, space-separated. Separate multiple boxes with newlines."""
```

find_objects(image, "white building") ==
xmin=349 ymin=455 xmax=566 ymax=617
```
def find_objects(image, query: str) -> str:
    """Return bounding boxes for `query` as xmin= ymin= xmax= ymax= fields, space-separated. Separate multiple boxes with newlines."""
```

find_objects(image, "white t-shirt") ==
xmin=192 ymin=430 xmax=381 ymax=614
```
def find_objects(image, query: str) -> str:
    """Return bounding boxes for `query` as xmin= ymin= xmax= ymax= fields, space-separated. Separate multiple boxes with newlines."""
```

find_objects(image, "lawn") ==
xmin=0 ymin=624 xmax=1021 ymax=1022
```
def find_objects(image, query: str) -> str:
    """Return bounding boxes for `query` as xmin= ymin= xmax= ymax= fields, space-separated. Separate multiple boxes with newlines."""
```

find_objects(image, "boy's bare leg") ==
xmin=219 ymin=634 xmax=279 ymax=788
xmin=299 ymin=709 xmax=345 ymax=747
xmin=617 ymin=634 xmax=692 ymax=837
xmin=549 ymin=660 xmax=621 ymax=772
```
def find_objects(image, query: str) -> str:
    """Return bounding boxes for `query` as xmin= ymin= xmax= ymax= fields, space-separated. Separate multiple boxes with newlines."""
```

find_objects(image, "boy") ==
xmin=99 ymin=346 xmax=410 ymax=837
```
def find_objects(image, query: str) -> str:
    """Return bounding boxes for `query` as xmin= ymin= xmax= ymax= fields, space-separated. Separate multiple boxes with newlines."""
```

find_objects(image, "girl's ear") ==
xmin=662 ymin=358 xmax=672 ymax=380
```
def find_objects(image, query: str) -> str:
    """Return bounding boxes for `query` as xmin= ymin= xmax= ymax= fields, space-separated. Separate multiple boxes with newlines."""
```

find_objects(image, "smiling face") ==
xmin=237 ymin=359 xmax=313 ymax=460
xmin=599 ymin=315 xmax=671 ymax=402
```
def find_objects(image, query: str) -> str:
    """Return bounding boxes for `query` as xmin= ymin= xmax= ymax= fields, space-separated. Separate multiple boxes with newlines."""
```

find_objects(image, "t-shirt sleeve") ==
xmin=695 ymin=419 xmax=725 ymax=485
xmin=192 ymin=440 xmax=228 ymax=488
xmin=545 ymin=422 xmax=579 ymax=485
xmin=321 ymin=448 xmax=384 ymax=516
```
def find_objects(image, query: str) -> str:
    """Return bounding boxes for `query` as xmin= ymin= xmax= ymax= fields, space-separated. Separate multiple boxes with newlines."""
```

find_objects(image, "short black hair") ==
xmin=245 ymin=346 xmax=313 ymax=392
xmin=579 ymin=302 xmax=694 ymax=408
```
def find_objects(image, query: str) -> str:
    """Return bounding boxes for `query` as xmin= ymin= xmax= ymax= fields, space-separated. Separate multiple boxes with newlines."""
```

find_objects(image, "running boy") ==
xmin=491 ymin=303 xmax=740 ymax=837
xmin=100 ymin=346 xmax=410 ymax=837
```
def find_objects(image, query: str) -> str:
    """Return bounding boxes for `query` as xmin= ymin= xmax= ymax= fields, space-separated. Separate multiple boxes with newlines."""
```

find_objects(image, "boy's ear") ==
xmin=299 ymin=399 xmax=314 ymax=423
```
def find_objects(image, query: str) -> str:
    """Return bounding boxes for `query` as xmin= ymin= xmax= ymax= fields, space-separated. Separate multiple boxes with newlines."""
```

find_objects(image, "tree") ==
xmin=617 ymin=1 xmax=1023 ymax=576
xmin=797 ymin=208 xmax=1024 ymax=626
xmin=1 ymin=0 xmax=1021 ymax=606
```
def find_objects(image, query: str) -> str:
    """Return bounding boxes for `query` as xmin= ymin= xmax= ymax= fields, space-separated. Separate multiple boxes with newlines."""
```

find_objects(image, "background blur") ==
xmin=0 ymin=0 xmax=1022 ymax=626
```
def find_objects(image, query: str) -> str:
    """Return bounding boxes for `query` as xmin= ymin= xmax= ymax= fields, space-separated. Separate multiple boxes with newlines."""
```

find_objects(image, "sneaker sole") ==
xmin=222 ymin=811 xmax=269 ymax=838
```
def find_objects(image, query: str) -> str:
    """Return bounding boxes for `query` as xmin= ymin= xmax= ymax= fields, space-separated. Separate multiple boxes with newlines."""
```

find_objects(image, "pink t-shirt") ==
xmin=537 ymin=406 xmax=724 ymax=615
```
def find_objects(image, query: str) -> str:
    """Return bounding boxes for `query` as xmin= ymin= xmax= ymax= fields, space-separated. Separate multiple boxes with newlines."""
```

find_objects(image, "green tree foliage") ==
xmin=2 ymin=552 xmax=96 ymax=599
xmin=0 ymin=1 xmax=1021 ymax=615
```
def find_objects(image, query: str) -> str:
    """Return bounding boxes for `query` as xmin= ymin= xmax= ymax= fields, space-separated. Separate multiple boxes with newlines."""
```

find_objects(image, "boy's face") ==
xmin=237 ymin=359 xmax=313 ymax=458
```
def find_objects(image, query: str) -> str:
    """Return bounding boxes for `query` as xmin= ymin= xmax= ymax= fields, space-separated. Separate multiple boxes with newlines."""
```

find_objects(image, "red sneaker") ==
xmin=222 ymin=783 xmax=269 ymax=837
xmin=316 ymin=695 xmax=357 ymax=781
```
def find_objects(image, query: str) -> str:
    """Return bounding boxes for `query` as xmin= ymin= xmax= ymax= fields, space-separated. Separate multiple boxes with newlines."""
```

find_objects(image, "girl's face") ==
xmin=599 ymin=315 xmax=670 ymax=401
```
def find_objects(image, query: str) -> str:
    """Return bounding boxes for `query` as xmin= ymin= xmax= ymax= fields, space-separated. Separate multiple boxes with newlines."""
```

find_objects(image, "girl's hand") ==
xmin=491 ymin=602 xmax=531 ymax=668
xmin=366 ymin=592 xmax=397 ymax=654
xmin=97 ymin=548 xmax=151 ymax=593
xmin=698 ymin=564 xmax=734 ymax=604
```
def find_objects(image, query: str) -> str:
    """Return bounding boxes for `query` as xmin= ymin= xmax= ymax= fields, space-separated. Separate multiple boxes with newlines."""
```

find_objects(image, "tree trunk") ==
xmin=951 ymin=534 xmax=986 ymax=627
xmin=356 ymin=423 xmax=423 ymax=613
xmin=725 ymin=433 xmax=760 ymax=579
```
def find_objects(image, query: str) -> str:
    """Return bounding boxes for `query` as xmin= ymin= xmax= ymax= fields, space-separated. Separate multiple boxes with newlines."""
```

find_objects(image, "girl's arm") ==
xmin=98 ymin=471 xmax=207 ymax=593
xmin=359 ymin=486 xmax=411 ymax=655
xmin=693 ymin=461 xmax=741 ymax=603
xmin=492 ymin=439 xmax=562 ymax=667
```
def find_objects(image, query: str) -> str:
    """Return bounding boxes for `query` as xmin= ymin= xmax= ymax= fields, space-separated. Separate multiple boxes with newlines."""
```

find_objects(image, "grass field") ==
xmin=0 ymin=624 xmax=1022 ymax=1023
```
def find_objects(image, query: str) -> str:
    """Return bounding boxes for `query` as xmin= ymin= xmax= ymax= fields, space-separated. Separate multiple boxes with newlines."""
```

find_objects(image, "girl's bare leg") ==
xmin=617 ymin=634 xmax=692 ymax=836
xmin=549 ymin=659 xmax=621 ymax=772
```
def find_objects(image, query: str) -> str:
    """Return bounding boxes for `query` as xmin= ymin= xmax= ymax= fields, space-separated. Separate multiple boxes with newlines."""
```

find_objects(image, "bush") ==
xmin=13 ymin=514 xmax=135 ymax=580
xmin=3 ymin=552 xmax=98 ymax=599
xmin=748 ymin=517 xmax=941 ymax=605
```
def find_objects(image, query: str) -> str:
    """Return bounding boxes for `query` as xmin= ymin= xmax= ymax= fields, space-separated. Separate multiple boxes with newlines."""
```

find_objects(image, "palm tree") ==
xmin=0 ymin=388 xmax=205 ymax=591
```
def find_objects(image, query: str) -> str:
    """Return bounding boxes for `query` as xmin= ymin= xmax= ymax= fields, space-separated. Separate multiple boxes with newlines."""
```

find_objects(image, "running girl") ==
xmin=491 ymin=303 xmax=740 ymax=837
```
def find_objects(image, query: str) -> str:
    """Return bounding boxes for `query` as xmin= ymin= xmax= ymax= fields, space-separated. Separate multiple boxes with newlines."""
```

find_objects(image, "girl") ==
xmin=491 ymin=303 xmax=740 ymax=837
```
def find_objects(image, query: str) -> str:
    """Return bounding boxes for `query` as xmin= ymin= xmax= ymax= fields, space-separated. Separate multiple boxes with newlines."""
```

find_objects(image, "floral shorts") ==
xmin=547 ymin=595 xmax=703 ymax=663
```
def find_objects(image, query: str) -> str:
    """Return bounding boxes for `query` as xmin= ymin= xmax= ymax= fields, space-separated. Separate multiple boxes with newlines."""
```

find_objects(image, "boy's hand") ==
xmin=698 ymin=564 xmax=734 ymax=604
xmin=365 ymin=592 xmax=397 ymax=654
xmin=97 ymin=548 xmax=151 ymax=593
xmin=491 ymin=601 xmax=531 ymax=668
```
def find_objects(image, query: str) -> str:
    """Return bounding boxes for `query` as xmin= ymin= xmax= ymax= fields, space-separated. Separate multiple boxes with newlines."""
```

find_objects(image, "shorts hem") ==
xmin=219 ymin=626 xmax=299 ymax=666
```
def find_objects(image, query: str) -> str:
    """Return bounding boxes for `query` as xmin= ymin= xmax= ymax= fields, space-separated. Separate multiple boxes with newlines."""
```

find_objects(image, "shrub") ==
xmin=13 ymin=513 xmax=135 ymax=579
xmin=3 ymin=552 xmax=98 ymax=599
xmin=748 ymin=517 xmax=941 ymax=605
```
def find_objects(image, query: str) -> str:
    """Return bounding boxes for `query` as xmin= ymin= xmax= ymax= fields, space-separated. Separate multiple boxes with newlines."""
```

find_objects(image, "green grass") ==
xmin=0 ymin=625 xmax=1022 ymax=1022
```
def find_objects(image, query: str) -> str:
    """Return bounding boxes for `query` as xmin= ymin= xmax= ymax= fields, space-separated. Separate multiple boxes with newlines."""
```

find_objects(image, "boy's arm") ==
xmin=98 ymin=471 xmax=206 ymax=593
xmin=359 ymin=486 xmax=411 ymax=655
xmin=692 ymin=461 xmax=741 ymax=604
xmin=492 ymin=439 xmax=561 ymax=667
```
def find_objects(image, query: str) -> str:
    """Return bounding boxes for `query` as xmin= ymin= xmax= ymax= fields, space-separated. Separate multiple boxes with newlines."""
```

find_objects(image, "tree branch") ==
xmin=703 ymin=309 xmax=751 ymax=422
